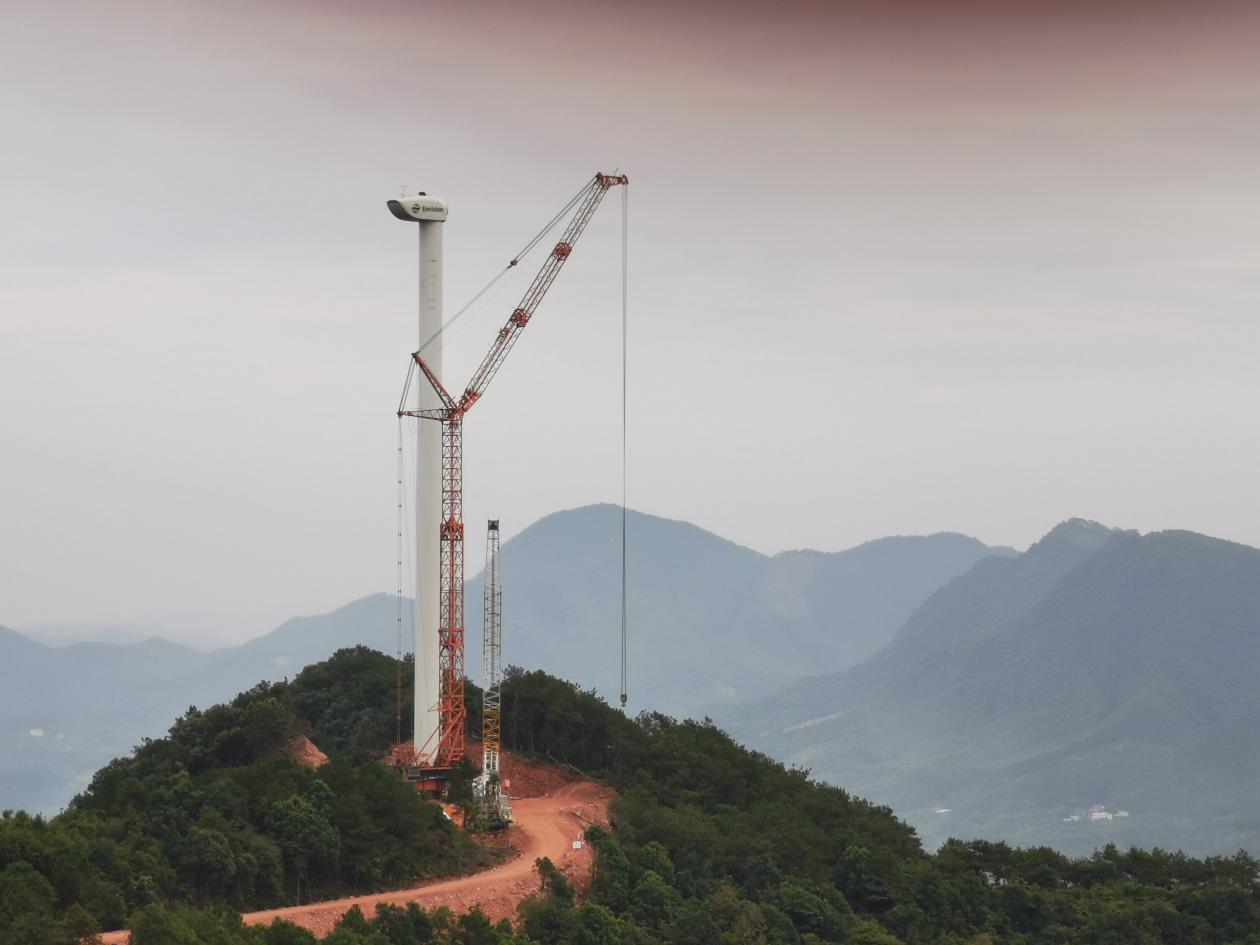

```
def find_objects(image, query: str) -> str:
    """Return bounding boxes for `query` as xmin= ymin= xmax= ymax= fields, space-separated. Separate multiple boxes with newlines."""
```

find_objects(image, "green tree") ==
xmin=266 ymin=796 xmax=340 ymax=902
xmin=536 ymin=856 xmax=575 ymax=905
xmin=629 ymin=870 xmax=681 ymax=931
xmin=0 ymin=861 xmax=57 ymax=924
xmin=257 ymin=920 xmax=318 ymax=945
xmin=586 ymin=825 xmax=631 ymax=911
xmin=179 ymin=826 xmax=239 ymax=902
xmin=129 ymin=904 xmax=198 ymax=945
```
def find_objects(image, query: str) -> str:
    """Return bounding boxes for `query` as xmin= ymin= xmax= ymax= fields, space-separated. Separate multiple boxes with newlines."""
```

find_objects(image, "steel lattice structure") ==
xmin=400 ymin=172 xmax=628 ymax=770
xmin=481 ymin=519 xmax=506 ymax=821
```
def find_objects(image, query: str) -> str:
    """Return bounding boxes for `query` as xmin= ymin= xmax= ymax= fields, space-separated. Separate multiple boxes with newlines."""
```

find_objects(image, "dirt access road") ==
xmin=100 ymin=759 xmax=613 ymax=942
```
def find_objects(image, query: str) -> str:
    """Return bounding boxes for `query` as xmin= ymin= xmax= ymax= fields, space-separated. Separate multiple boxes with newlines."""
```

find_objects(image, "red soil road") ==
xmin=99 ymin=759 xmax=612 ymax=943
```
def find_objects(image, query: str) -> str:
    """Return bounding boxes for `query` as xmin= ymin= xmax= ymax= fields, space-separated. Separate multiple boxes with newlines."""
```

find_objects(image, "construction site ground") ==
xmin=99 ymin=752 xmax=613 ymax=943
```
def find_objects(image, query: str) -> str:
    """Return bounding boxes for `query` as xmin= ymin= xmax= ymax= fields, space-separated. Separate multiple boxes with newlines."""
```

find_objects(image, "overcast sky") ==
xmin=3 ymin=0 xmax=1259 ymax=643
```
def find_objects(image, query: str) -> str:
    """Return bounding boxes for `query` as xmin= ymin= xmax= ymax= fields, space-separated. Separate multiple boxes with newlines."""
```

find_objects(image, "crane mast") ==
xmin=399 ymin=172 xmax=628 ymax=775
xmin=479 ymin=519 xmax=509 ymax=825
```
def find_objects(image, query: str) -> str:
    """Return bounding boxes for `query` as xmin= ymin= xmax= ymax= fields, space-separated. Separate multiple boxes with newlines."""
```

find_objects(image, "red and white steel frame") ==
xmin=401 ymin=172 xmax=627 ymax=771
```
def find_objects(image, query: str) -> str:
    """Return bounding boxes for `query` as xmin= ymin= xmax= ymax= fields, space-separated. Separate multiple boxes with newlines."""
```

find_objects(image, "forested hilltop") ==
xmin=3 ymin=649 xmax=1259 ymax=945
xmin=0 ymin=648 xmax=489 ymax=943
xmin=0 ymin=507 xmax=1003 ymax=817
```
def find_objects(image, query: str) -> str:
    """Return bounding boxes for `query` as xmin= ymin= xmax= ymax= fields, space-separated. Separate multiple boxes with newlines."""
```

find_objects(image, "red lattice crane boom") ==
xmin=399 ymin=172 xmax=628 ymax=769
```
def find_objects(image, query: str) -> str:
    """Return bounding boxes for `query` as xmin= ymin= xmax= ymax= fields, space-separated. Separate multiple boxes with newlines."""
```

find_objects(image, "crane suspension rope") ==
xmin=415 ymin=178 xmax=594 ymax=357
xmin=396 ymin=177 xmax=596 ymax=416
xmin=620 ymin=182 xmax=629 ymax=708
xmin=395 ymin=415 xmax=405 ymax=746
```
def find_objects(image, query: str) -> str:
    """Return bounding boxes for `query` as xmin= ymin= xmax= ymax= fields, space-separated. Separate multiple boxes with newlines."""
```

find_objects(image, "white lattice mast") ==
xmin=482 ymin=519 xmax=503 ymax=812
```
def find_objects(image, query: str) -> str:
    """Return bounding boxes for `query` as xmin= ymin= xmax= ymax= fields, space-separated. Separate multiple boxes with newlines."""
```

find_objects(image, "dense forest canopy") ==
xmin=1 ymin=648 xmax=1258 ymax=944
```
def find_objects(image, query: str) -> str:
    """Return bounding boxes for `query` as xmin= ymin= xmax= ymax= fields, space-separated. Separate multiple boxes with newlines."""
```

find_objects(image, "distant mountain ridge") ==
xmin=0 ymin=505 xmax=1000 ymax=814
xmin=726 ymin=519 xmax=1260 ymax=856
xmin=0 ymin=595 xmax=412 ymax=816
xmin=465 ymin=505 xmax=1009 ymax=714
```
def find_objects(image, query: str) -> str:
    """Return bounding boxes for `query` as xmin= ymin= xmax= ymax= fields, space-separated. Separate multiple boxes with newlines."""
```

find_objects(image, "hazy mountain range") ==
xmin=7 ymin=505 xmax=1257 ymax=859
xmin=726 ymin=519 xmax=1260 ymax=856
xmin=465 ymin=505 xmax=1008 ymax=714
xmin=0 ymin=594 xmax=408 ymax=816
xmin=0 ymin=504 xmax=998 ymax=814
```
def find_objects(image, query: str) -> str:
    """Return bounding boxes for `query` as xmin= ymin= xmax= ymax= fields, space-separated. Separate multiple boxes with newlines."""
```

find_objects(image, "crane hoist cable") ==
xmin=620 ymin=181 xmax=629 ymax=708
xmin=395 ymin=415 xmax=405 ymax=746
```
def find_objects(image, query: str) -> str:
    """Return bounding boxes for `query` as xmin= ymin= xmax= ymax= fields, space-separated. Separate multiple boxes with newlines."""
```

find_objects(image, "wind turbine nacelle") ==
xmin=387 ymin=195 xmax=449 ymax=222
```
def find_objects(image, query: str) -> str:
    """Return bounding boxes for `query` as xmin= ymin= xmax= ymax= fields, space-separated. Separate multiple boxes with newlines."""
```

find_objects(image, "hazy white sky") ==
xmin=3 ymin=0 xmax=1259 ymax=642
